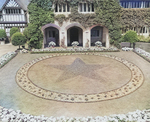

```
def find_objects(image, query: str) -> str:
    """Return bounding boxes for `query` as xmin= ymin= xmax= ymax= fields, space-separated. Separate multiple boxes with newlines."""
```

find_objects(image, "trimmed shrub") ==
xmin=10 ymin=27 xmax=19 ymax=37
xmin=138 ymin=35 xmax=150 ymax=43
xmin=23 ymin=27 xmax=30 ymax=41
xmin=123 ymin=30 xmax=138 ymax=43
xmin=0 ymin=29 xmax=7 ymax=40
xmin=11 ymin=32 xmax=27 ymax=49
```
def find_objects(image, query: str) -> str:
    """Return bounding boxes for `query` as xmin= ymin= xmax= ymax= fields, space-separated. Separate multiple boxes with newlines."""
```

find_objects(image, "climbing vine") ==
xmin=120 ymin=8 xmax=150 ymax=29
xmin=27 ymin=0 xmax=150 ymax=49
xmin=54 ymin=14 xmax=68 ymax=26
xmin=26 ymin=3 xmax=54 ymax=49
xmin=95 ymin=0 xmax=122 ymax=43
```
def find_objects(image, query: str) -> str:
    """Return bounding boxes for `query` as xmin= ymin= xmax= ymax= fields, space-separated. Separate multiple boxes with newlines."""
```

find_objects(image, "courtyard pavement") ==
xmin=0 ymin=44 xmax=150 ymax=118
xmin=0 ymin=43 xmax=18 ymax=57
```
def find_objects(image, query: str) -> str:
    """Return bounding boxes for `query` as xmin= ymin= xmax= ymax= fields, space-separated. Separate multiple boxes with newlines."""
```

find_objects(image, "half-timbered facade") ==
xmin=0 ymin=0 xmax=29 ymax=36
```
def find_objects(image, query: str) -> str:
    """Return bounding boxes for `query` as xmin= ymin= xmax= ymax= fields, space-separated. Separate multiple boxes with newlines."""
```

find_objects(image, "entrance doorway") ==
xmin=91 ymin=26 xmax=103 ymax=46
xmin=67 ymin=26 xmax=83 ymax=46
xmin=44 ymin=27 xmax=59 ymax=48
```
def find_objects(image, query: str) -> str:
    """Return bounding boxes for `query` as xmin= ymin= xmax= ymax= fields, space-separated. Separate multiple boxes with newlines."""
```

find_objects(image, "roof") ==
xmin=0 ymin=0 xmax=30 ymax=11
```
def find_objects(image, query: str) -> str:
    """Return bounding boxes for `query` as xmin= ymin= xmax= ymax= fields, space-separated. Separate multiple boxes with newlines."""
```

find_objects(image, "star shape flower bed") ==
xmin=16 ymin=53 xmax=144 ymax=103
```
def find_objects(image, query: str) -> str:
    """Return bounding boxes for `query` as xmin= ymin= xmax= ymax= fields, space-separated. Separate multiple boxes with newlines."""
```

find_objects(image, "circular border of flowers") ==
xmin=16 ymin=53 xmax=144 ymax=103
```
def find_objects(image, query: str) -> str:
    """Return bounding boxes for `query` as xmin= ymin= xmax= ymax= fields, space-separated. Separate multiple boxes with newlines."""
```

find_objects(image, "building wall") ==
xmin=42 ymin=18 xmax=110 ymax=48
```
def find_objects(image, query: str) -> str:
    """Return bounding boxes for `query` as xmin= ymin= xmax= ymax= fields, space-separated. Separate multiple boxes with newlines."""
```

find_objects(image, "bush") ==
xmin=11 ymin=32 xmax=27 ymax=49
xmin=0 ymin=29 xmax=7 ymax=40
xmin=138 ymin=35 xmax=150 ymax=43
xmin=23 ymin=27 xmax=30 ymax=41
xmin=10 ymin=27 xmax=19 ymax=37
xmin=123 ymin=30 xmax=138 ymax=43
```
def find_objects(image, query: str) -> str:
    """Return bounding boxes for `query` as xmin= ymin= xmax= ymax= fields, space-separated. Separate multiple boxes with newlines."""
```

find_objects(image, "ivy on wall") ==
xmin=120 ymin=8 xmax=150 ymax=29
xmin=26 ymin=3 xmax=54 ymax=49
xmin=94 ymin=0 xmax=122 ymax=43
xmin=54 ymin=14 xmax=68 ymax=26
xmin=27 ymin=0 xmax=150 ymax=49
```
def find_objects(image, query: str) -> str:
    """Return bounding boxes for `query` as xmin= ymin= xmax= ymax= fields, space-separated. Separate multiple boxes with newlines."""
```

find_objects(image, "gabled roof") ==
xmin=0 ymin=0 xmax=29 ymax=11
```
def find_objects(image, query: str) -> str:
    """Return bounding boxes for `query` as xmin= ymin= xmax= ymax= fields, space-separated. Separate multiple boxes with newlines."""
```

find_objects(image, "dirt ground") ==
xmin=0 ymin=45 xmax=150 ymax=118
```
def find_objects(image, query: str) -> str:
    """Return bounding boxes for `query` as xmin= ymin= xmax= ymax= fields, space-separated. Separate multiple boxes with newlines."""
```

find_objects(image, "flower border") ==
xmin=16 ymin=53 xmax=144 ymax=103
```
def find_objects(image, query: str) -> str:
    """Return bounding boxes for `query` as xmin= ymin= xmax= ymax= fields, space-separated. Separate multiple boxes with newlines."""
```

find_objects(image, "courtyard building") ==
xmin=0 ymin=0 xmax=150 ymax=48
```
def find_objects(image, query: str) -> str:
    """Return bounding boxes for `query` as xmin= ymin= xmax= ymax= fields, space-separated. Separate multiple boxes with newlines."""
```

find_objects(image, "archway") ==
xmin=41 ymin=23 xmax=60 ymax=48
xmin=44 ymin=27 xmax=59 ymax=48
xmin=91 ymin=26 xmax=103 ymax=46
xmin=67 ymin=26 xmax=83 ymax=46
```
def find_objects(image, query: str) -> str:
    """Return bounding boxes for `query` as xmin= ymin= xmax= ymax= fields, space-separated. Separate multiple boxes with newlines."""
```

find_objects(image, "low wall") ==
xmin=135 ymin=42 xmax=150 ymax=52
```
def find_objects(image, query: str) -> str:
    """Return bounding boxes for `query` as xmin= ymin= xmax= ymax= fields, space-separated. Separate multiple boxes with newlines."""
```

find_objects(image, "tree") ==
xmin=95 ymin=0 xmax=122 ymax=42
xmin=123 ymin=30 xmax=138 ymax=43
xmin=123 ymin=30 xmax=138 ymax=48
xmin=10 ymin=27 xmax=19 ymax=37
xmin=0 ymin=29 xmax=7 ymax=40
xmin=11 ymin=32 xmax=27 ymax=49
xmin=23 ymin=27 xmax=31 ymax=41
xmin=26 ymin=3 xmax=54 ymax=49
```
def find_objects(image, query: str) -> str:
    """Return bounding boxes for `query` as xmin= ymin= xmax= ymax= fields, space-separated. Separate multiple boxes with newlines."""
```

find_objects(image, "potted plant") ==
xmin=48 ymin=41 xmax=56 ymax=48
xmin=95 ymin=41 xmax=102 ymax=47
xmin=71 ymin=41 xmax=79 ymax=49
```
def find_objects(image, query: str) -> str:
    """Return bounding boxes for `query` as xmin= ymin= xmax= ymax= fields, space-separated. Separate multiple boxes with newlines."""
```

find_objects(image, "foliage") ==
xmin=30 ymin=0 xmax=53 ymax=11
xmin=11 ymin=32 xmax=27 ymax=49
xmin=28 ymin=3 xmax=54 ymax=27
xmin=0 ymin=29 xmax=7 ymax=40
xmin=95 ymin=0 xmax=122 ymax=43
xmin=55 ymin=14 xmax=68 ymax=26
xmin=121 ymin=8 xmax=150 ymax=29
xmin=25 ymin=23 xmax=43 ymax=49
xmin=123 ymin=30 xmax=138 ymax=43
xmin=54 ymin=0 xmax=94 ymax=6
xmin=137 ymin=35 xmax=150 ymax=43
xmin=26 ymin=3 xmax=54 ymax=49
xmin=10 ymin=27 xmax=19 ymax=37
xmin=23 ymin=27 xmax=30 ymax=41
xmin=69 ymin=7 xmax=97 ymax=28
xmin=28 ymin=0 xmax=150 ymax=49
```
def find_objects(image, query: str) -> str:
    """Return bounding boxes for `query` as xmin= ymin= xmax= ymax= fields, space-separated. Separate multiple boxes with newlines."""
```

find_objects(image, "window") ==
xmin=79 ymin=3 xmax=94 ymax=12
xmin=59 ymin=5 xmax=62 ymax=12
xmin=79 ymin=3 xmax=82 ymax=12
xmin=67 ymin=4 xmax=70 ymax=12
xmin=49 ymin=31 xmax=56 ymax=37
xmin=84 ymin=3 xmax=86 ymax=12
xmin=55 ymin=3 xmax=70 ymax=12
xmin=91 ymin=30 xmax=99 ymax=37
xmin=88 ymin=4 xmax=90 ymax=12
xmin=55 ymin=4 xmax=58 ymax=12
xmin=63 ymin=4 xmax=66 ymax=12
xmin=5 ymin=9 xmax=21 ymax=14
xmin=92 ymin=3 xmax=94 ymax=12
